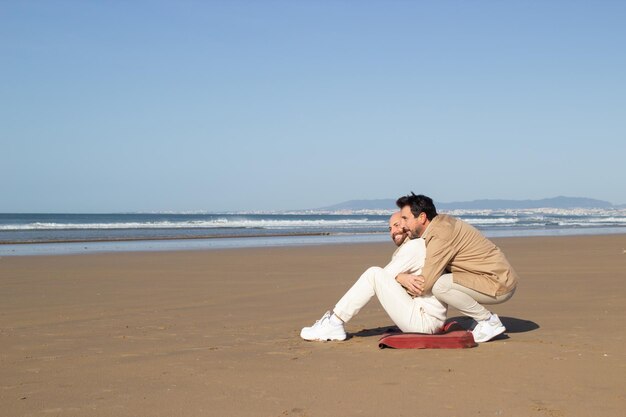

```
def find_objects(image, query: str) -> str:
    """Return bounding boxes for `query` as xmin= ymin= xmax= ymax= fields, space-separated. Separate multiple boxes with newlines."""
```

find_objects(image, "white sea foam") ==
xmin=2 ymin=209 xmax=625 ymax=235
xmin=557 ymin=217 xmax=626 ymax=226
xmin=0 ymin=218 xmax=385 ymax=231
xmin=587 ymin=217 xmax=626 ymax=223
xmin=463 ymin=218 xmax=519 ymax=225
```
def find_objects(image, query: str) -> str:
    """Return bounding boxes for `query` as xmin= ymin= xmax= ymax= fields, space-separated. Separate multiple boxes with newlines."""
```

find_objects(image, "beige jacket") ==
xmin=420 ymin=214 xmax=519 ymax=296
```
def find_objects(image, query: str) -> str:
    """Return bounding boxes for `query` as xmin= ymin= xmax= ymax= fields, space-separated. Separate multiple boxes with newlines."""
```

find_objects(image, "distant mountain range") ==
xmin=315 ymin=196 xmax=623 ymax=211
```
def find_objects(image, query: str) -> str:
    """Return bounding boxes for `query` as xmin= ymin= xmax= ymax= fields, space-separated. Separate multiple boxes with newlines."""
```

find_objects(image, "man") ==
xmin=395 ymin=193 xmax=519 ymax=343
xmin=300 ymin=212 xmax=447 ymax=341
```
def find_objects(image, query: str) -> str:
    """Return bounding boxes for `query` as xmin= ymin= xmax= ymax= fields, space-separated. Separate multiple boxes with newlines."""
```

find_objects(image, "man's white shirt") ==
xmin=384 ymin=238 xmax=447 ymax=323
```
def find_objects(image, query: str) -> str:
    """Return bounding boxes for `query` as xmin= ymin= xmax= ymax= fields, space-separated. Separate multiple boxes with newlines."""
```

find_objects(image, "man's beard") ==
xmin=406 ymin=228 xmax=419 ymax=239
xmin=392 ymin=233 xmax=405 ymax=246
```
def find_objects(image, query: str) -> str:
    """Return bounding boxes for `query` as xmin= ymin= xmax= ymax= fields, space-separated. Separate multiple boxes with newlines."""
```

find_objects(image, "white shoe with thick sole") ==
xmin=300 ymin=311 xmax=347 ymax=341
xmin=472 ymin=313 xmax=506 ymax=343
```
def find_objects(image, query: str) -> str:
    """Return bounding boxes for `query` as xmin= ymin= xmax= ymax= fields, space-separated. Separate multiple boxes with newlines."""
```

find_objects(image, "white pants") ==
xmin=333 ymin=267 xmax=445 ymax=334
xmin=432 ymin=273 xmax=516 ymax=321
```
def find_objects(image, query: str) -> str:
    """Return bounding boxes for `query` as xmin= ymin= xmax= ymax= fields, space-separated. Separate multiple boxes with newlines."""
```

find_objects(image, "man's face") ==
xmin=388 ymin=213 xmax=406 ymax=247
xmin=400 ymin=205 xmax=425 ymax=239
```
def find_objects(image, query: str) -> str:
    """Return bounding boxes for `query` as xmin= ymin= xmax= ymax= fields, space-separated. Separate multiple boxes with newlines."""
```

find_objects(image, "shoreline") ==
xmin=0 ymin=230 xmax=336 ymax=245
xmin=1 ymin=227 xmax=626 ymax=257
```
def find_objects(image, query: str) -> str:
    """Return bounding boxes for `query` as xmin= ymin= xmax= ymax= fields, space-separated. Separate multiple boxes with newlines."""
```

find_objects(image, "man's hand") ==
xmin=396 ymin=274 xmax=425 ymax=297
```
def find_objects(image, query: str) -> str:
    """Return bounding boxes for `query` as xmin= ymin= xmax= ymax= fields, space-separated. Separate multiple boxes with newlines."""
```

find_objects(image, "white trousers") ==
xmin=432 ymin=273 xmax=516 ymax=321
xmin=333 ymin=267 xmax=445 ymax=334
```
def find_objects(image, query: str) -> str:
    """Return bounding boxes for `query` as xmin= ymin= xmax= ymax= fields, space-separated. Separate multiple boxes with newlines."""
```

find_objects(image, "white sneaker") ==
xmin=472 ymin=314 xmax=506 ymax=343
xmin=300 ymin=311 xmax=347 ymax=341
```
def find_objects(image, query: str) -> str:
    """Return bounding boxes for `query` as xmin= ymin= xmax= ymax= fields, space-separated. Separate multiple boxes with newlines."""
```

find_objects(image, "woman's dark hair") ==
xmin=395 ymin=192 xmax=438 ymax=220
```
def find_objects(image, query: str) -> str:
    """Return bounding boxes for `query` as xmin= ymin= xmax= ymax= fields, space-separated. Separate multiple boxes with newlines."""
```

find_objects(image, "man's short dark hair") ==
xmin=396 ymin=193 xmax=438 ymax=221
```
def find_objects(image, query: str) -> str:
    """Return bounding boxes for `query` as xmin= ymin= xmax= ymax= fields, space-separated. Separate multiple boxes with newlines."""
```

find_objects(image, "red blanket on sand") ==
xmin=378 ymin=321 xmax=477 ymax=349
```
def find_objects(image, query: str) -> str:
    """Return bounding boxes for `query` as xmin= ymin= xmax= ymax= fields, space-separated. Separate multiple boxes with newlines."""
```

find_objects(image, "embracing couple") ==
xmin=300 ymin=193 xmax=519 ymax=343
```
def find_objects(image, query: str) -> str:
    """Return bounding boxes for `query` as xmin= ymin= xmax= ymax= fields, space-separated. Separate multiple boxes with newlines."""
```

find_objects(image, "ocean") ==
xmin=1 ymin=208 xmax=625 ymax=256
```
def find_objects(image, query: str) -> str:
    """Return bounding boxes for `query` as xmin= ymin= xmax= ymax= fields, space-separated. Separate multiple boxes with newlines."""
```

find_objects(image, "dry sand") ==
xmin=1 ymin=235 xmax=625 ymax=417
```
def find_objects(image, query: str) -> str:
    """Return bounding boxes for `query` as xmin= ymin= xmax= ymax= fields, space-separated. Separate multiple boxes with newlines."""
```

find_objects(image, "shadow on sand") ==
xmin=449 ymin=316 xmax=540 ymax=333
xmin=351 ymin=316 xmax=539 ymax=339
xmin=351 ymin=326 xmax=401 ymax=338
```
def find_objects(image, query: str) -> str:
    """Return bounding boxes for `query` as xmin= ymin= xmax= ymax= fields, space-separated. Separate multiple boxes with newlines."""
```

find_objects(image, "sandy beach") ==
xmin=1 ymin=234 xmax=625 ymax=417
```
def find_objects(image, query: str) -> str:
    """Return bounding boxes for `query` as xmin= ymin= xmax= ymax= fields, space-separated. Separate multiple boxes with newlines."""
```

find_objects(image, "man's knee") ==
xmin=364 ymin=266 xmax=384 ymax=276
xmin=359 ymin=266 xmax=384 ymax=283
xmin=362 ymin=266 xmax=392 ymax=287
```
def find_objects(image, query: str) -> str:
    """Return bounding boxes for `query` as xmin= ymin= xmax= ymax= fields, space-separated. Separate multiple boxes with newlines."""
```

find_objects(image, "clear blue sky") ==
xmin=2 ymin=1 xmax=625 ymax=212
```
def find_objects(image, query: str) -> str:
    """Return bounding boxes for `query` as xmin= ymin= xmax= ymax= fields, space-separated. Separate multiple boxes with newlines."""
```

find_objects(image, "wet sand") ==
xmin=1 ymin=235 xmax=625 ymax=416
